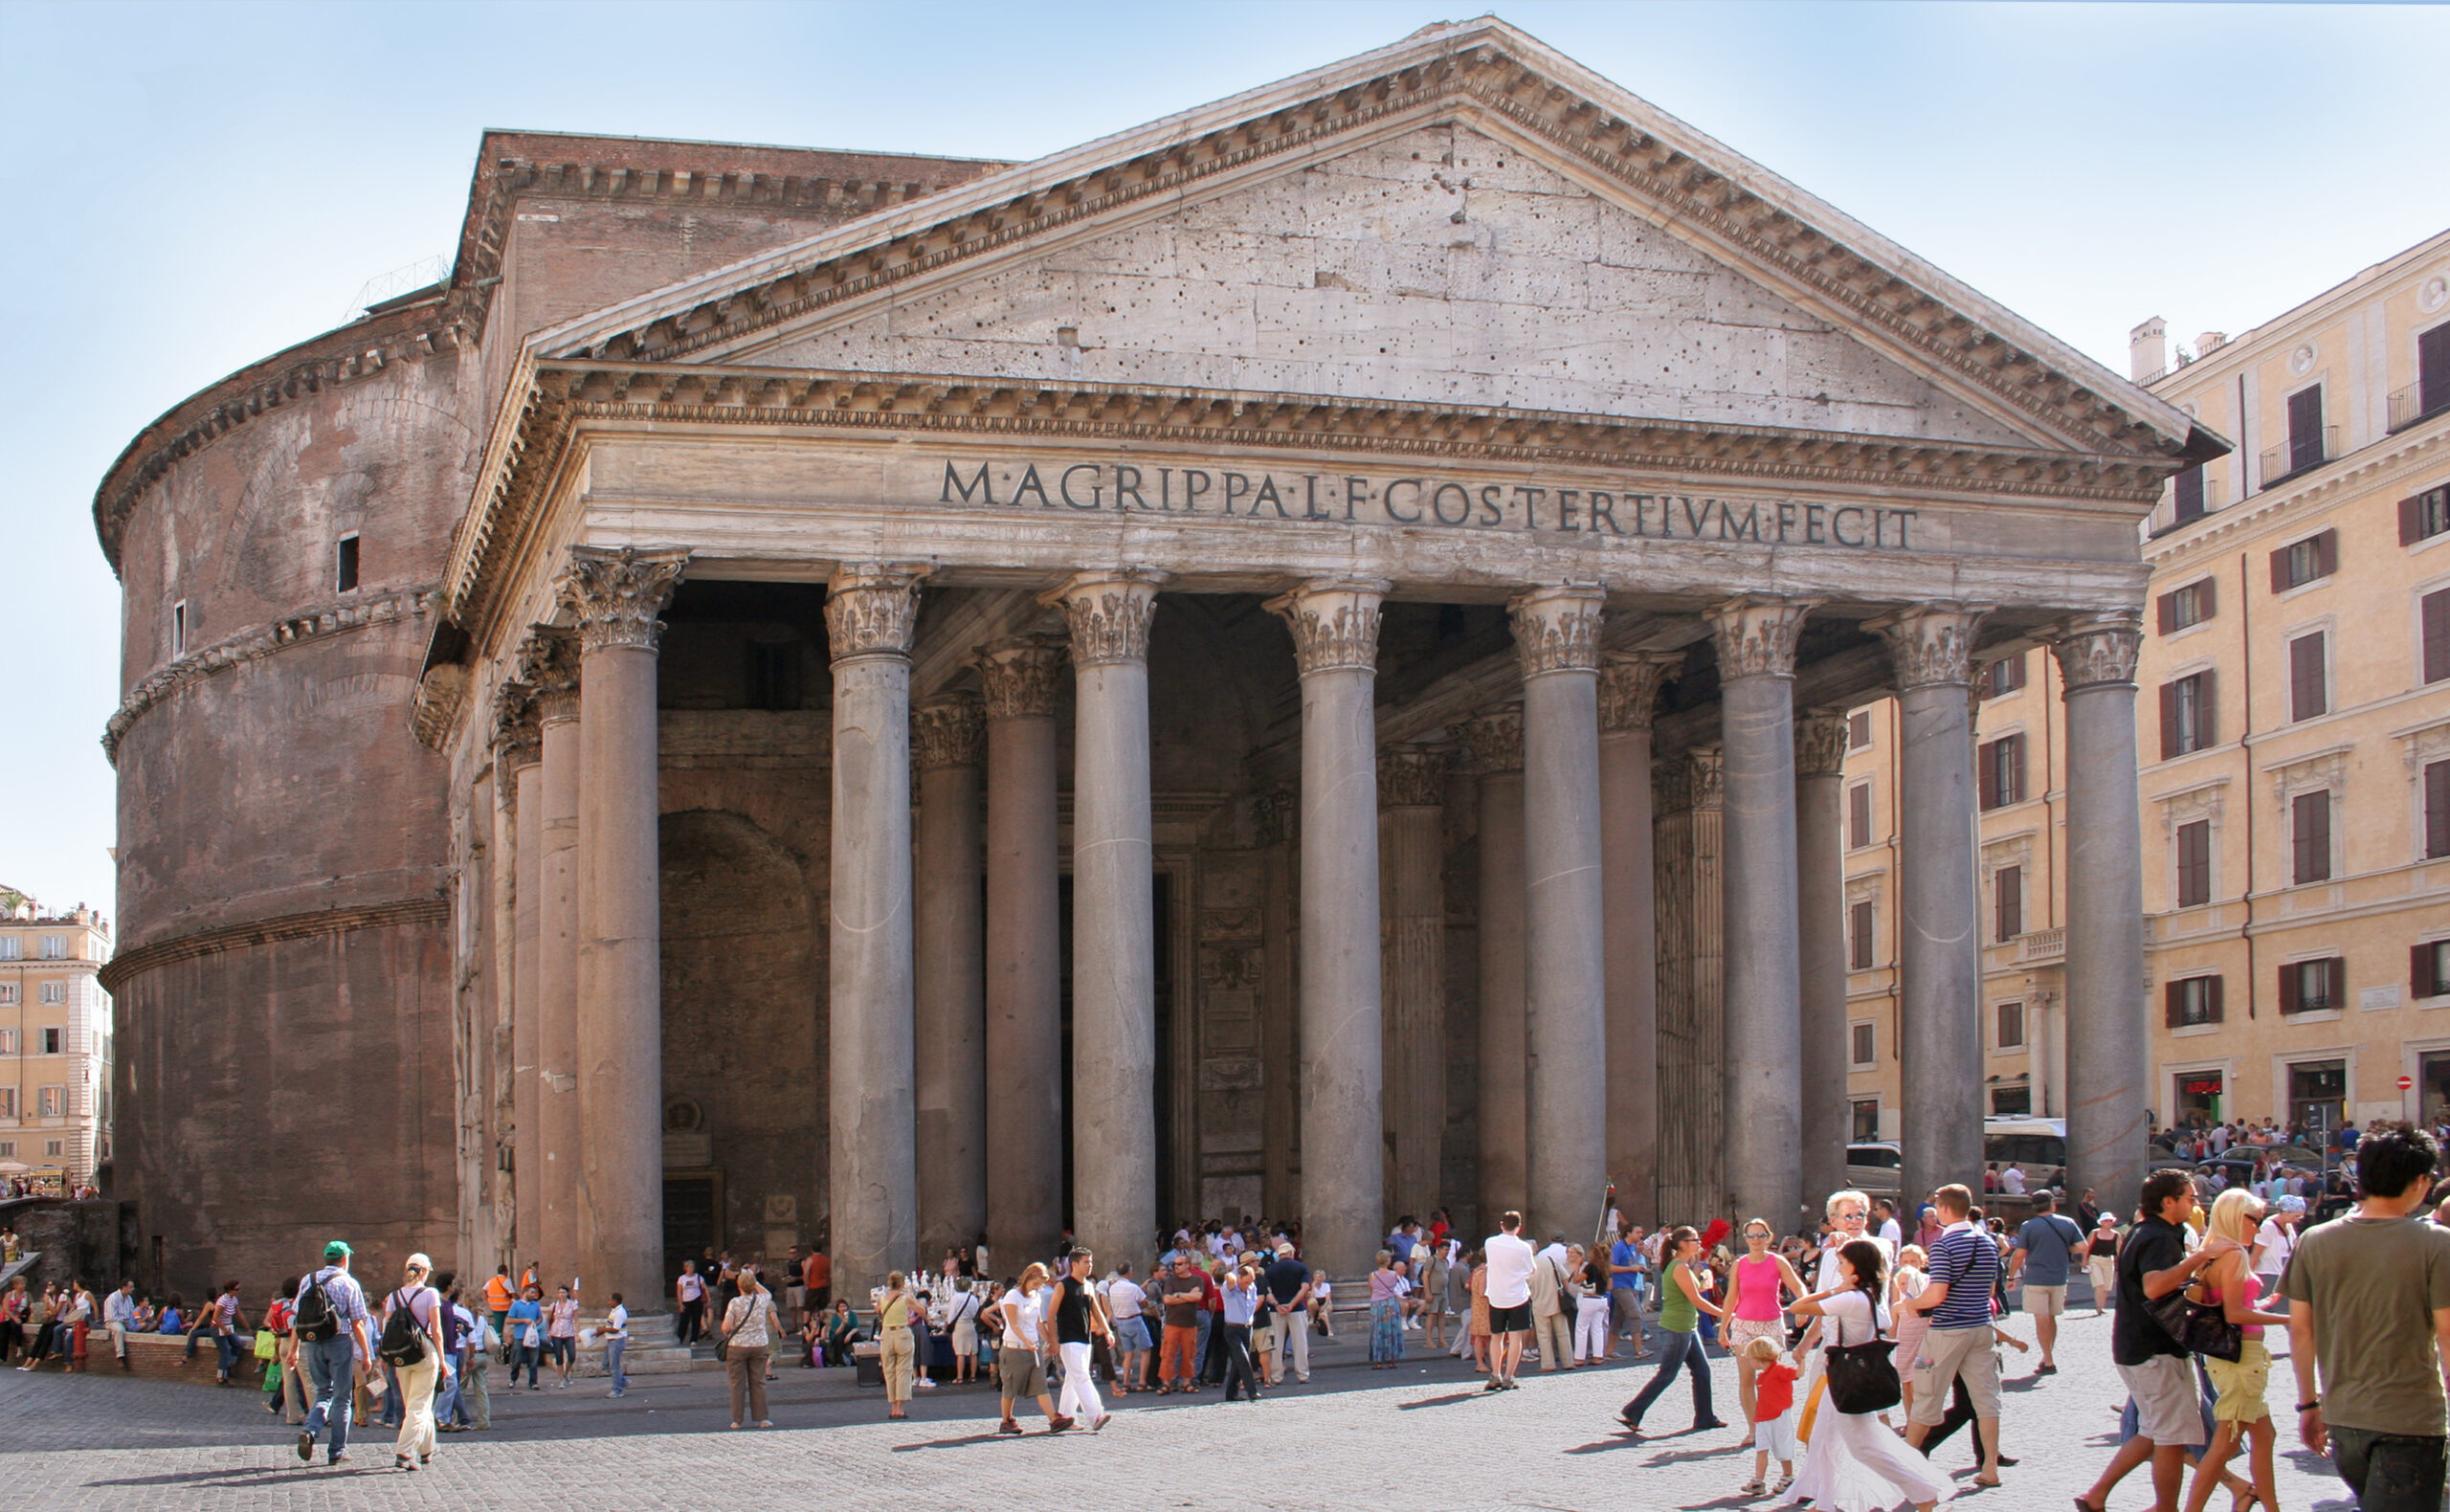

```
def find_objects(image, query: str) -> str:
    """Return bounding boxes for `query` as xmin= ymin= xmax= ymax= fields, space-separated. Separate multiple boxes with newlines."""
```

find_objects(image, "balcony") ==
xmin=2390 ymin=383 xmax=2449 ymax=434
xmin=2016 ymin=927 xmax=2065 ymax=965
xmin=2260 ymin=426 xmax=2338 ymax=489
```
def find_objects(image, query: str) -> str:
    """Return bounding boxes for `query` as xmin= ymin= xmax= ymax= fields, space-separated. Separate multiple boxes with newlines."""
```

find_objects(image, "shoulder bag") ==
xmin=1821 ymin=1297 xmax=1902 ymax=1415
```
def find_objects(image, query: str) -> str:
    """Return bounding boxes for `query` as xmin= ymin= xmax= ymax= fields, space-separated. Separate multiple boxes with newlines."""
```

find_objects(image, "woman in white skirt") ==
xmin=1784 ymin=1240 xmax=1943 ymax=1512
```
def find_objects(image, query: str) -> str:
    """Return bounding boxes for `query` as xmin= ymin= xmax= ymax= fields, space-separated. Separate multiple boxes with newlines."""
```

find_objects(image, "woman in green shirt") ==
xmin=1618 ymin=1227 xmax=1728 ymax=1435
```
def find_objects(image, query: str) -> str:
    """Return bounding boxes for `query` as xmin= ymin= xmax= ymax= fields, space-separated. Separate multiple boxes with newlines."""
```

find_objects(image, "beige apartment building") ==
xmin=0 ymin=890 xmax=114 ymax=1185
xmin=1842 ymin=227 xmax=2450 ymax=1146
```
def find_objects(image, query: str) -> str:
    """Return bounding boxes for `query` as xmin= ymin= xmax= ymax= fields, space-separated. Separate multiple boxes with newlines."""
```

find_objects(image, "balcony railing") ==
xmin=2260 ymin=426 xmax=2338 ymax=489
xmin=2016 ymin=927 xmax=2065 ymax=965
xmin=2390 ymin=383 xmax=2449 ymax=434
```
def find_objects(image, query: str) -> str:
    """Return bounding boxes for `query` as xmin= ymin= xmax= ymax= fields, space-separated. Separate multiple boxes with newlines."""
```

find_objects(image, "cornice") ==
xmin=536 ymin=29 xmax=2192 ymax=467
xmin=98 ymin=895 xmax=448 ymax=995
xmin=100 ymin=585 xmax=433 ymax=767
xmin=442 ymin=359 xmax=2173 ymax=642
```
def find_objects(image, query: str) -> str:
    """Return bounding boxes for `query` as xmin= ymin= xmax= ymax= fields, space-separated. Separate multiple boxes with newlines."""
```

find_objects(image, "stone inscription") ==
xmin=937 ymin=458 xmax=1920 ymax=550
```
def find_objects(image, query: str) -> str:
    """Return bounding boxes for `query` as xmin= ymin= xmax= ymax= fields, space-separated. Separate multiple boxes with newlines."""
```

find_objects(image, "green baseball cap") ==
xmin=323 ymin=1240 xmax=353 ymax=1260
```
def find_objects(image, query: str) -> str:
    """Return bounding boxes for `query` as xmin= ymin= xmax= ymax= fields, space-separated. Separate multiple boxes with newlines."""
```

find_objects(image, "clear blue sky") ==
xmin=2 ymin=1 xmax=2443 ymax=929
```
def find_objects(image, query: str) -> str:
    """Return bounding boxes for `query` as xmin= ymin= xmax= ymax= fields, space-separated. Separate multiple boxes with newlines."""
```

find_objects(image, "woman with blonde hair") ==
xmin=2181 ymin=1189 xmax=2287 ymax=1512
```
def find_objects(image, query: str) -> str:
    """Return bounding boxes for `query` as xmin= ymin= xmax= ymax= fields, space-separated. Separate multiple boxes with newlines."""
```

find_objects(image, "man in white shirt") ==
xmin=2251 ymin=1194 xmax=2303 ymax=1314
xmin=1481 ymin=1212 xmax=1538 ymax=1392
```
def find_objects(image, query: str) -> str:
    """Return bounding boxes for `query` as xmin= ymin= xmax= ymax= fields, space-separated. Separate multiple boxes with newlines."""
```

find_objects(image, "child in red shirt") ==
xmin=1743 ymin=1336 xmax=1799 ymax=1495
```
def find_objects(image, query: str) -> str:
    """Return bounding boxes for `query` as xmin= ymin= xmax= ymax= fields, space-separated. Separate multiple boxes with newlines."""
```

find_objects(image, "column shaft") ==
xmin=1379 ymin=745 xmax=1448 ymax=1234
xmin=978 ymin=639 xmax=1066 ymax=1265
xmin=568 ymin=547 xmax=685 ymax=1309
xmin=2054 ymin=613 xmax=2149 ymax=1211
xmin=913 ymin=697 xmax=987 ymax=1257
xmin=1465 ymin=711 xmax=1526 ymax=1224
xmin=826 ymin=565 xmax=926 ymax=1299
xmin=1514 ymin=585 xmax=1607 ymax=1239
xmin=1877 ymin=605 xmax=1990 ymax=1207
xmin=1599 ymin=656 xmax=1673 ymax=1226
xmin=1794 ymin=712 xmax=1852 ymax=1210
xmin=1268 ymin=580 xmax=1388 ymax=1278
xmin=1050 ymin=571 xmax=1165 ymax=1268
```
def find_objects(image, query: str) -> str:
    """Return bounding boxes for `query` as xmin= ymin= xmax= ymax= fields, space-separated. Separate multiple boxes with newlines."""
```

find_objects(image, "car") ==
xmin=1845 ymin=1142 xmax=1903 ymax=1199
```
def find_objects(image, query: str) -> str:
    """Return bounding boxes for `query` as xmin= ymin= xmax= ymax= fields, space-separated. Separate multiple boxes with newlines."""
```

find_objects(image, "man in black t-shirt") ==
xmin=1263 ymin=1245 xmax=1313 ymax=1385
xmin=1039 ymin=1249 xmax=1112 ymax=1433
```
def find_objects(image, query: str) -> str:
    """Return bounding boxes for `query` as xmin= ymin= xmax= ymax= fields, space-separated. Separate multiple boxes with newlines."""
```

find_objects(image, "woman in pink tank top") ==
xmin=1725 ymin=1219 xmax=1807 ymax=1439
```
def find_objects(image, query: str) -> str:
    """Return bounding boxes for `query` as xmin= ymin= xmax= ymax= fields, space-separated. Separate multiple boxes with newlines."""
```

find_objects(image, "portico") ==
xmin=414 ymin=19 xmax=2216 ymax=1301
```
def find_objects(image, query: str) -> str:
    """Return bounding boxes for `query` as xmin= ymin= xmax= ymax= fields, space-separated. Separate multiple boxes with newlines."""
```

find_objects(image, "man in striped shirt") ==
xmin=1899 ymin=1183 xmax=2004 ymax=1488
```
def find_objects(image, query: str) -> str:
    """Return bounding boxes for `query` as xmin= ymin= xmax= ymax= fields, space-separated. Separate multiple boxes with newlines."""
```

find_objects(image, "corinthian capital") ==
xmin=1868 ymin=602 xmax=1992 ymax=691
xmin=972 ymin=634 xmax=1067 ymax=720
xmin=2046 ymin=610 xmax=2146 ymax=692
xmin=1708 ymin=594 xmax=1820 ymax=680
xmin=561 ymin=545 xmax=690 ymax=654
xmin=516 ymin=626 xmax=582 ymax=724
xmin=825 ymin=562 xmax=930 ymax=664
xmin=1599 ymin=651 xmax=1681 ymax=733
xmin=1508 ymin=583 xmax=1605 ymax=678
xmin=1044 ymin=568 xmax=1167 ymax=668
xmin=1378 ymin=743 xmax=1450 ymax=809
xmin=1794 ymin=709 xmax=1850 ymax=778
xmin=911 ymin=693 xmax=985 ymax=770
xmin=1459 ymin=706 xmax=1524 ymax=775
xmin=1263 ymin=577 xmax=1389 ymax=678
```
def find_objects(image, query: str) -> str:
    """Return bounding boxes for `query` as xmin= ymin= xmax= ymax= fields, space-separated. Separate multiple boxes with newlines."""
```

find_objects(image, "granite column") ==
xmin=826 ymin=563 xmax=928 ymax=1298
xmin=912 ymin=694 xmax=987 ymax=1258
xmin=1046 ymin=569 xmax=1166 ymax=1269
xmin=1266 ymin=578 xmax=1389 ymax=1277
xmin=1512 ymin=585 xmax=1608 ymax=1240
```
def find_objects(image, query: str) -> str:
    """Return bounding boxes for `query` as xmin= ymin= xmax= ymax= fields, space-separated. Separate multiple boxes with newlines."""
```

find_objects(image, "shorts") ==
xmin=1727 ymin=1317 xmax=1785 ymax=1352
xmin=1487 ymin=1302 xmax=1532 ymax=1334
xmin=2023 ymin=1283 xmax=2068 ymax=1318
xmin=2118 ymin=1353 xmax=2208 ymax=1447
xmin=997 ymin=1345 xmax=1043 ymax=1404
xmin=1114 ymin=1316 xmax=1152 ymax=1353
xmin=2205 ymin=1338 xmax=2271 ymax=1423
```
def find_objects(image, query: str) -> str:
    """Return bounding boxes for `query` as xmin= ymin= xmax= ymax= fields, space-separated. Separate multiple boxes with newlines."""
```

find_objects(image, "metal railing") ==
xmin=2259 ymin=426 xmax=2337 ymax=489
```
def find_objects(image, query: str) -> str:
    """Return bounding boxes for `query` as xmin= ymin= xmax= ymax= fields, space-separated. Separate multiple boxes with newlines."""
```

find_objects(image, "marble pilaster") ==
xmin=2049 ymin=611 xmax=2149 ymax=1212
xmin=826 ymin=562 xmax=928 ymax=1297
xmin=1511 ymin=584 xmax=1607 ymax=1239
xmin=1045 ymin=568 xmax=1167 ymax=1269
xmin=1598 ymin=652 xmax=1677 ymax=1226
xmin=1793 ymin=709 xmax=1852 ymax=1211
xmin=975 ymin=635 xmax=1068 ymax=1266
xmin=913 ymin=693 xmax=987 ymax=1257
xmin=1872 ymin=603 xmax=1991 ymax=1207
xmin=565 ymin=545 xmax=687 ymax=1310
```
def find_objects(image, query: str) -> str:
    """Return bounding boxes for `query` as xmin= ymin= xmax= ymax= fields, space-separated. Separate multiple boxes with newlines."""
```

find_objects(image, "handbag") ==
xmin=1822 ymin=1300 xmax=1902 ymax=1415
xmin=2145 ymin=1279 xmax=2242 ymax=1363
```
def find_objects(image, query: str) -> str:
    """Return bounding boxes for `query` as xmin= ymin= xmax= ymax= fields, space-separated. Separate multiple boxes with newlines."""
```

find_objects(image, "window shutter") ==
xmin=2197 ymin=670 xmax=2217 ymax=747
xmin=2279 ymin=963 xmax=2300 ymax=1014
xmin=2314 ymin=528 xmax=2338 ymax=578
xmin=2422 ymin=589 xmax=2450 ymax=685
xmin=2159 ymin=681 xmax=2180 ymax=761
xmin=2270 ymin=546 xmax=2289 ymax=594
xmin=2208 ymin=975 xmax=2225 ymax=1023
xmin=2409 ymin=495 xmax=2430 ymax=546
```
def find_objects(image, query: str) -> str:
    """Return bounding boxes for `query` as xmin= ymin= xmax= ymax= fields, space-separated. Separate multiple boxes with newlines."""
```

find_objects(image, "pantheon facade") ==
xmin=98 ymin=19 xmax=2221 ymax=1302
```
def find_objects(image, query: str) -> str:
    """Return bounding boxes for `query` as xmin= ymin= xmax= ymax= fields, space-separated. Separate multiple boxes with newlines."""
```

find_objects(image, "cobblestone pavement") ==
xmin=0 ymin=1311 xmax=2357 ymax=1510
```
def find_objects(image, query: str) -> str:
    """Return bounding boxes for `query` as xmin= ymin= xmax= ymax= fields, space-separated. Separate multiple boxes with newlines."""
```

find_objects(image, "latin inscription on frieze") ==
xmin=937 ymin=458 xmax=1919 ymax=550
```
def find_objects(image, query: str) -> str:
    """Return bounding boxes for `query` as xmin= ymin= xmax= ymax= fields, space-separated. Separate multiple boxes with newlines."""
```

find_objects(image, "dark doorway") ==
xmin=663 ymin=1171 xmax=724 ymax=1283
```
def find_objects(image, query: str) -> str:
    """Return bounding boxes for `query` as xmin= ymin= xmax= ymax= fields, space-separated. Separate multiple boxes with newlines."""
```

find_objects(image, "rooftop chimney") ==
xmin=2129 ymin=317 xmax=2168 ymax=384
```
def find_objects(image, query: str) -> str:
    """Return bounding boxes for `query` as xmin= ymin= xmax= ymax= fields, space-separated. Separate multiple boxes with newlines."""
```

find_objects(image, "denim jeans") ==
xmin=1622 ymin=1326 xmax=1714 ymax=1427
xmin=301 ymin=1336 xmax=359 ymax=1458
xmin=2329 ymin=1427 xmax=2449 ymax=1512
xmin=605 ymin=1338 xmax=628 ymax=1394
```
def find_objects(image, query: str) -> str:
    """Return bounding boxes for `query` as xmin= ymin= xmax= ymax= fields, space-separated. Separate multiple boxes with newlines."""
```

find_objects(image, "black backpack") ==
xmin=293 ymin=1276 xmax=340 ymax=1343
xmin=377 ymin=1289 xmax=433 ymax=1367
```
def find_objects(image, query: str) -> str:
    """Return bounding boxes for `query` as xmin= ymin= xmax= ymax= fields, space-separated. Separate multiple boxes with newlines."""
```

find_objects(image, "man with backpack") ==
xmin=376 ymin=1253 xmax=453 ymax=1472
xmin=293 ymin=1240 xmax=373 ymax=1466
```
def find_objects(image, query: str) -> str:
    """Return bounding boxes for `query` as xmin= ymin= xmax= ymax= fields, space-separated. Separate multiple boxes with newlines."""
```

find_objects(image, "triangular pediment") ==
xmin=523 ymin=17 xmax=2207 ymax=464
